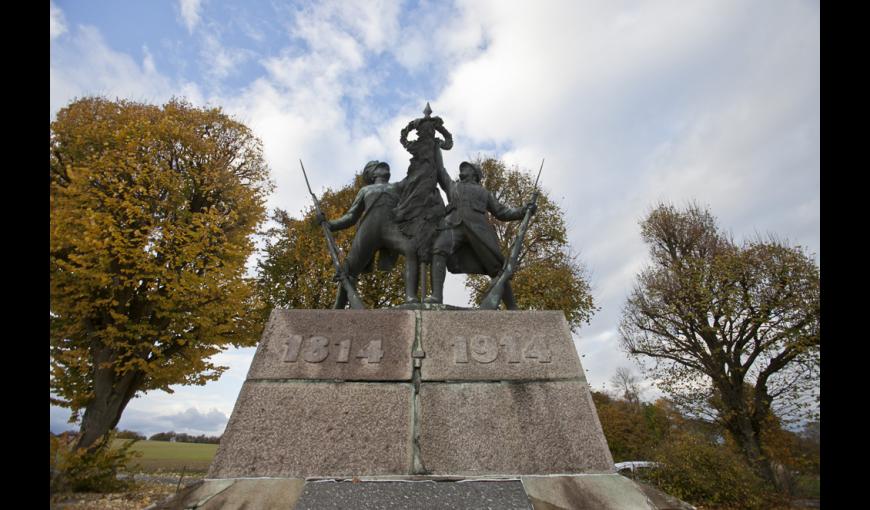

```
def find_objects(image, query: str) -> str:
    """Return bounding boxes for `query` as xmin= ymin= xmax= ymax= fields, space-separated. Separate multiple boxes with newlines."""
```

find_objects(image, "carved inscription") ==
xmin=451 ymin=335 xmax=553 ymax=364
xmin=282 ymin=335 xmax=302 ymax=362
xmin=356 ymin=340 xmax=384 ymax=363
xmin=303 ymin=336 xmax=329 ymax=362
xmin=336 ymin=339 xmax=351 ymax=363
xmin=281 ymin=336 xmax=382 ymax=364
xmin=451 ymin=338 xmax=468 ymax=363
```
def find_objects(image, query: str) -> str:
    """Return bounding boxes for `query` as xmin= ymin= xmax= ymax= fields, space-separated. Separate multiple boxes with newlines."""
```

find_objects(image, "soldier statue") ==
xmin=319 ymin=160 xmax=420 ymax=306
xmin=305 ymin=103 xmax=540 ymax=310
xmin=427 ymin=159 xmax=537 ymax=308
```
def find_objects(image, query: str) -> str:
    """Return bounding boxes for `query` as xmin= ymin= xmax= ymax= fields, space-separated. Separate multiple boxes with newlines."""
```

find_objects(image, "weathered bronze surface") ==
xmin=315 ymin=103 xmax=536 ymax=308
xmin=324 ymin=160 xmax=420 ymax=305
xmin=428 ymin=160 xmax=534 ymax=308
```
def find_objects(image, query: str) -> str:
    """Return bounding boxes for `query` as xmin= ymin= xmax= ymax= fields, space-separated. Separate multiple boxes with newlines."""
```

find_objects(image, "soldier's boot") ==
xmin=424 ymin=255 xmax=447 ymax=304
xmin=502 ymin=281 xmax=519 ymax=310
xmin=404 ymin=260 xmax=419 ymax=303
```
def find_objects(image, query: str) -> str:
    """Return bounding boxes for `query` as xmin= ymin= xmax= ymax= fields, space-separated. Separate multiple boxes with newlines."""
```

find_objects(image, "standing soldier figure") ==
xmin=427 ymin=160 xmax=537 ymax=308
xmin=319 ymin=160 xmax=420 ymax=307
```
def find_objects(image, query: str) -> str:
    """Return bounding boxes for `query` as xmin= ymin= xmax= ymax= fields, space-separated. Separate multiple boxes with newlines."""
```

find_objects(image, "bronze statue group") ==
xmin=304 ymin=104 xmax=538 ymax=310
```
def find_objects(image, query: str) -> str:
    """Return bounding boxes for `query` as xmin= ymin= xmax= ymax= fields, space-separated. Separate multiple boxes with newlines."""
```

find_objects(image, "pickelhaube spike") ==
xmin=423 ymin=102 xmax=432 ymax=118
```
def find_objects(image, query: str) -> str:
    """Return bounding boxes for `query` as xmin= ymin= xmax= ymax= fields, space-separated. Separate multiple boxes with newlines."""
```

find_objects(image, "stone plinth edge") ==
xmin=150 ymin=475 xmax=695 ymax=510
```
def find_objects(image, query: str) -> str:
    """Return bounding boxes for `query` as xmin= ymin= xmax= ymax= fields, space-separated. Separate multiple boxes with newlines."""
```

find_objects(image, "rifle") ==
xmin=299 ymin=160 xmax=366 ymax=310
xmin=478 ymin=159 xmax=544 ymax=310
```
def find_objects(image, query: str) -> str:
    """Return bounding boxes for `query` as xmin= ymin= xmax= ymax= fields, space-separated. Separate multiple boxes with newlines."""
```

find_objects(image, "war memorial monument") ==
xmin=159 ymin=105 xmax=679 ymax=509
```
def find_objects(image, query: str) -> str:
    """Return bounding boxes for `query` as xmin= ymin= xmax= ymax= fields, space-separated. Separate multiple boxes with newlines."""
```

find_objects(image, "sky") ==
xmin=50 ymin=0 xmax=820 ymax=437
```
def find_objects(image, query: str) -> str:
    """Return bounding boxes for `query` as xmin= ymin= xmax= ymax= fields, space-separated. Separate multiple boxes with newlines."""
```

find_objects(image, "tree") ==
xmin=464 ymin=158 xmax=597 ymax=331
xmin=610 ymin=366 xmax=644 ymax=406
xmin=619 ymin=203 xmax=819 ymax=486
xmin=647 ymin=429 xmax=770 ymax=509
xmin=800 ymin=420 xmax=819 ymax=450
xmin=148 ymin=432 xmax=176 ymax=442
xmin=591 ymin=391 xmax=672 ymax=462
xmin=114 ymin=429 xmax=146 ymax=441
xmin=50 ymin=97 xmax=273 ymax=451
xmin=256 ymin=173 xmax=408 ymax=311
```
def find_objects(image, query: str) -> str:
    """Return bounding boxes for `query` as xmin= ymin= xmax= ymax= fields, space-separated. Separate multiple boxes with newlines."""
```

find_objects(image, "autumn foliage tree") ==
xmin=50 ymin=98 xmax=273 ymax=451
xmin=619 ymin=203 xmax=819 ymax=487
xmin=591 ymin=391 xmax=673 ymax=462
xmin=593 ymin=382 xmax=775 ymax=509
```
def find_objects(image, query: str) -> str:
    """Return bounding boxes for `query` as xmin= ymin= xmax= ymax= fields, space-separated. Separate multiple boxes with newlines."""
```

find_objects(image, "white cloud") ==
xmin=199 ymin=3 xmax=408 ymax=224
xmin=389 ymin=0 xmax=486 ymax=74
xmin=109 ymin=407 xmax=228 ymax=436
xmin=50 ymin=1 xmax=67 ymax=40
xmin=141 ymin=45 xmax=157 ymax=74
xmin=291 ymin=0 xmax=401 ymax=54
xmin=49 ymin=0 xmax=818 ymax=424
xmin=179 ymin=0 xmax=203 ymax=33
xmin=50 ymin=24 xmax=204 ymax=118
xmin=113 ymin=348 xmax=256 ymax=436
xmin=162 ymin=408 xmax=228 ymax=433
xmin=200 ymin=32 xmax=252 ymax=80
xmin=421 ymin=0 xmax=819 ymax=389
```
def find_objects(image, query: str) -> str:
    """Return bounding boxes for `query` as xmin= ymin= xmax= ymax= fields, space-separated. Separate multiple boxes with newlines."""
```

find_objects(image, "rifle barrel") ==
xmin=300 ymin=159 xmax=316 ymax=198
xmin=534 ymin=158 xmax=544 ymax=189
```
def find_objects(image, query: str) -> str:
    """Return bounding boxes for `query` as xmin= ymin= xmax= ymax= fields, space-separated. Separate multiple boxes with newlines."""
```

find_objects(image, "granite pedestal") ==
xmin=158 ymin=309 xmax=684 ymax=509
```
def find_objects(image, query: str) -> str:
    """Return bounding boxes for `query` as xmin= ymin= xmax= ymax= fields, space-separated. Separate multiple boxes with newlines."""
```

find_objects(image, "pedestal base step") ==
xmin=148 ymin=475 xmax=695 ymax=510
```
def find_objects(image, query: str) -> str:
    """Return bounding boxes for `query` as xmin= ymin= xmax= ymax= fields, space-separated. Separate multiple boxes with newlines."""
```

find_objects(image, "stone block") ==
xmin=293 ymin=480 xmax=532 ymax=510
xmin=247 ymin=309 xmax=415 ymax=381
xmin=420 ymin=311 xmax=585 ymax=381
xmin=418 ymin=381 xmax=613 ymax=475
xmin=199 ymin=479 xmax=306 ymax=510
xmin=521 ymin=474 xmax=657 ymax=510
xmin=208 ymin=381 xmax=414 ymax=478
xmin=148 ymin=479 xmax=234 ymax=510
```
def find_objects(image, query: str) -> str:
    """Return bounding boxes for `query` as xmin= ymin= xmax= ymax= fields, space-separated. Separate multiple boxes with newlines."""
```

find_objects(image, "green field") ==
xmin=113 ymin=439 xmax=218 ymax=472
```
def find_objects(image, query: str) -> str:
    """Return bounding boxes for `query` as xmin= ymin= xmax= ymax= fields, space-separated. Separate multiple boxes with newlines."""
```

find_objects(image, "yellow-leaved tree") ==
xmin=50 ymin=97 xmax=273 ymax=451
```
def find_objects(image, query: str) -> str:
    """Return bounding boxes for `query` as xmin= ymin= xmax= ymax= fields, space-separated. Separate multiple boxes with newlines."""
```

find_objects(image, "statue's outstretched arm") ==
xmin=328 ymin=188 xmax=366 ymax=231
xmin=487 ymin=191 xmax=525 ymax=222
xmin=435 ymin=146 xmax=454 ymax=195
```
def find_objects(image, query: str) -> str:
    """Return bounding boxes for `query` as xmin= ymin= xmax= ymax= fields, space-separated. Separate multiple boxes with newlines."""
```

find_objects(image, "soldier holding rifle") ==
xmin=315 ymin=160 xmax=421 ymax=307
xmin=427 ymin=158 xmax=538 ymax=308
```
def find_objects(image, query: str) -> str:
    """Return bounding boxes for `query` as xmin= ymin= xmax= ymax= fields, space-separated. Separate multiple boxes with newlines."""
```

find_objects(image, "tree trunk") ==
xmin=725 ymin=413 xmax=777 ymax=487
xmin=715 ymin=382 xmax=778 ymax=488
xmin=75 ymin=350 xmax=143 ymax=451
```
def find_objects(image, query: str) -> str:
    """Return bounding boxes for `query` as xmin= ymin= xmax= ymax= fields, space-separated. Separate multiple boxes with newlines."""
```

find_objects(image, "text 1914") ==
xmin=451 ymin=335 xmax=552 ymax=364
